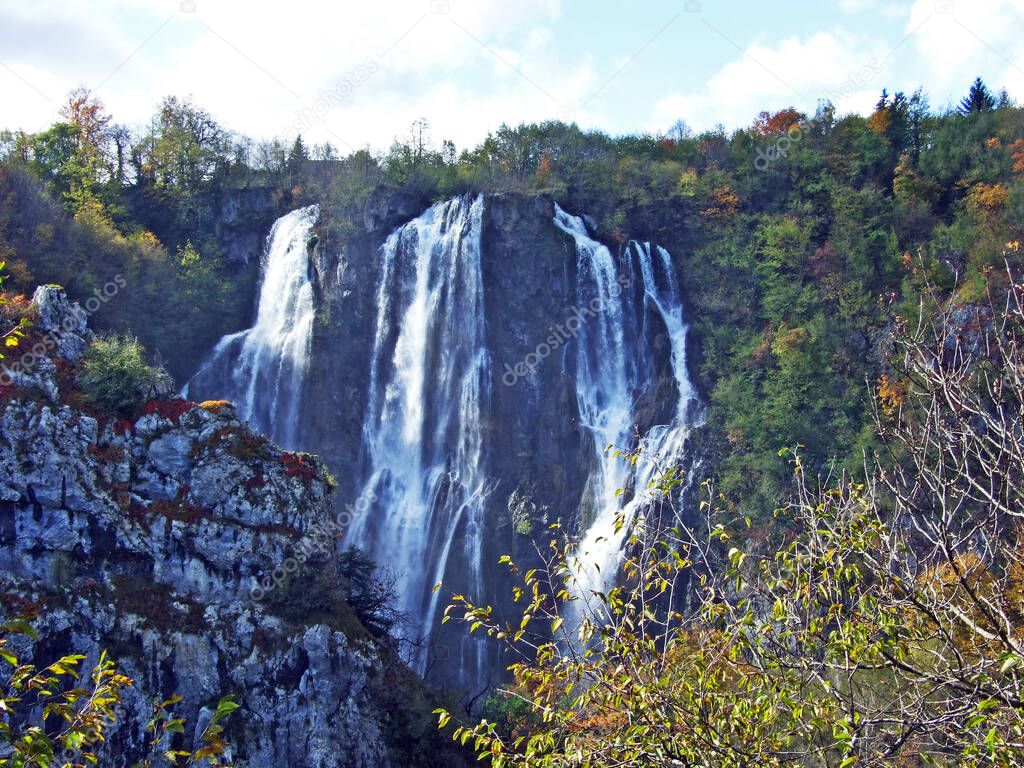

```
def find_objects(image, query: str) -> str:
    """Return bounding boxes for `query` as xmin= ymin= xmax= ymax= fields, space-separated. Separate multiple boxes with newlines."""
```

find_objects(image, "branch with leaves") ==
xmin=0 ymin=620 xmax=237 ymax=768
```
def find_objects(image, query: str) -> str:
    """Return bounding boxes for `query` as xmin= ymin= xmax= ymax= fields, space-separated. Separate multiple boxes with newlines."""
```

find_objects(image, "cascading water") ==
xmin=187 ymin=205 xmax=318 ymax=448
xmin=553 ymin=205 xmax=699 ymax=607
xmin=191 ymin=195 xmax=700 ymax=687
xmin=344 ymin=195 xmax=491 ymax=683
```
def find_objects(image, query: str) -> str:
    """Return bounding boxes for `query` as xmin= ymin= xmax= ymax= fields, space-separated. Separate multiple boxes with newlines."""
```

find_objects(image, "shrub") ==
xmin=78 ymin=335 xmax=172 ymax=415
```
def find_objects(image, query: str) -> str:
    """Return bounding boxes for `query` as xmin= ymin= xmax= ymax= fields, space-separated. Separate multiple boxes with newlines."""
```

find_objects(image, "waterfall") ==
xmin=344 ymin=195 xmax=491 ymax=682
xmin=553 ymin=205 xmax=699 ymax=611
xmin=187 ymin=205 xmax=317 ymax=448
xmin=191 ymin=195 xmax=699 ymax=687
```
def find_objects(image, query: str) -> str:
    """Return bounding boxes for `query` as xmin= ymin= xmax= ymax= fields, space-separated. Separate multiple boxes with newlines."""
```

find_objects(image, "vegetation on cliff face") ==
xmin=79 ymin=334 xmax=173 ymax=415
xmin=2 ymin=79 xmax=1020 ymax=519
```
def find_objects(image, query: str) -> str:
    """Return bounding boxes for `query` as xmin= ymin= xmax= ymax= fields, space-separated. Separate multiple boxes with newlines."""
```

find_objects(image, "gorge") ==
xmin=189 ymin=191 xmax=702 ymax=688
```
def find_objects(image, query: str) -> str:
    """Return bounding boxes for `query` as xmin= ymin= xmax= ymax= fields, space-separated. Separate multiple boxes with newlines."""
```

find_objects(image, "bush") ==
xmin=78 ymin=335 xmax=172 ymax=415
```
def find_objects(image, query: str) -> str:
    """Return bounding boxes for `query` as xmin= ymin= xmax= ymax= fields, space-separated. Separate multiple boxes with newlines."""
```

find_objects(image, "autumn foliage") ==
xmin=751 ymin=108 xmax=805 ymax=136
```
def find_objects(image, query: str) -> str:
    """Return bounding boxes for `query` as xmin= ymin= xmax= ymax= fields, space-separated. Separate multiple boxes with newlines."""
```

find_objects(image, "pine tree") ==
xmin=286 ymin=134 xmax=308 ymax=182
xmin=959 ymin=77 xmax=996 ymax=114
xmin=288 ymin=134 xmax=308 ymax=164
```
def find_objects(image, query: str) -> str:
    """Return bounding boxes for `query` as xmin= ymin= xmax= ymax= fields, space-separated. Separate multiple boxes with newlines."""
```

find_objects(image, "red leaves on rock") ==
xmin=141 ymin=398 xmax=193 ymax=423
xmin=149 ymin=497 xmax=207 ymax=525
xmin=281 ymin=452 xmax=317 ymax=484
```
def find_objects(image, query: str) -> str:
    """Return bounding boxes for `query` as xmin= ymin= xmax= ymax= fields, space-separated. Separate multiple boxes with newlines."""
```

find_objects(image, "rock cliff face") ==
xmin=0 ymin=287 xmax=462 ymax=767
xmin=215 ymin=186 xmax=283 ymax=265
xmin=190 ymin=191 xmax=700 ymax=688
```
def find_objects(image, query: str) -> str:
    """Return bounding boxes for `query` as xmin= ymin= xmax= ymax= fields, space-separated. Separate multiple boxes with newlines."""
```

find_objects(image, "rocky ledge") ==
xmin=0 ymin=286 xmax=461 ymax=768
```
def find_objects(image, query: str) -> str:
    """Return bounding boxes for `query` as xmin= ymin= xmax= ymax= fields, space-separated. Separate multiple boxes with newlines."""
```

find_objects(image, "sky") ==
xmin=2 ymin=0 xmax=1023 ymax=153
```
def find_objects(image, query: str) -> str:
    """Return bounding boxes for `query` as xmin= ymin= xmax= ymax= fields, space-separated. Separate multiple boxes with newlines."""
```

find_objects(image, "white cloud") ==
xmin=649 ymin=31 xmax=888 ymax=134
xmin=0 ymin=62 xmax=68 ymax=130
xmin=649 ymin=1 xmax=1024 ymax=137
xmin=4 ymin=0 xmax=1022 ymax=152
xmin=904 ymin=0 xmax=1024 ymax=104
xmin=0 ymin=0 xmax=579 ymax=150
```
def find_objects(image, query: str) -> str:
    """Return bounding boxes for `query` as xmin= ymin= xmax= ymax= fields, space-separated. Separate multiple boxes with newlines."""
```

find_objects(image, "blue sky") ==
xmin=2 ymin=0 xmax=1022 ymax=152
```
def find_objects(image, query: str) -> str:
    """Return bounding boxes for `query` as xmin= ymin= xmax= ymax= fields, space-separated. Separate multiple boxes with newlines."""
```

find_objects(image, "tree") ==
xmin=109 ymin=123 xmax=133 ymax=186
xmin=487 ymin=123 xmax=544 ymax=185
xmin=906 ymin=88 xmax=929 ymax=165
xmin=311 ymin=141 xmax=338 ymax=162
xmin=287 ymin=134 xmax=309 ymax=179
xmin=867 ymin=89 xmax=913 ymax=158
xmin=23 ymin=123 xmax=77 ymax=200
xmin=668 ymin=119 xmax=692 ymax=142
xmin=60 ymin=88 xmax=111 ymax=161
xmin=59 ymin=88 xmax=115 ymax=216
xmin=338 ymin=547 xmax=401 ymax=635
xmin=410 ymin=117 xmax=431 ymax=164
xmin=134 ymin=96 xmax=229 ymax=196
xmin=435 ymin=264 xmax=1024 ymax=766
xmin=960 ymin=77 xmax=996 ymax=115
xmin=752 ymin=108 xmax=804 ymax=136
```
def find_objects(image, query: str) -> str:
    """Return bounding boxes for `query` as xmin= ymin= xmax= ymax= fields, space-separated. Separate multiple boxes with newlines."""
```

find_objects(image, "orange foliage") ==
xmin=535 ymin=153 xmax=553 ymax=185
xmin=1004 ymin=533 xmax=1024 ymax=623
xmin=752 ymin=108 xmax=805 ymax=136
xmin=867 ymin=108 xmax=890 ymax=135
xmin=88 ymin=443 xmax=125 ymax=463
xmin=281 ymin=451 xmax=317 ymax=483
xmin=877 ymin=374 xmax=906 ymax=417
xmin=967 ymin=182 xmax=1009 ymax=215
xmin=919 ymin=552 xmax=1000 ymax=655
xmin=1011 ymin=138 xmax=1024 ymax=177
xmin=149 ymin=497 xmax=207 ymax=525
xmin=198 ymin=399 xmax=233 ymax=411
xmin=700 ymin=186 xmax=739 ymax=217
xmin=141 ymin=398 xmax=193 ymax=423
xmin=0 ymin=292 xmax=34 ymax=326
xmin=113 ymin=418 xmax=135 ymax=436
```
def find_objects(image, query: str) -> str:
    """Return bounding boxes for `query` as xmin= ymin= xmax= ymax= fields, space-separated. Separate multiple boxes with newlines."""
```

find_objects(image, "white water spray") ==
xmin=188 ymin=205 xmax=318 ymax=448
xmin=554 ymin=204 xmax=699 ymax=609
xmin=345 ymin=195 xmax=491 ymax=682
